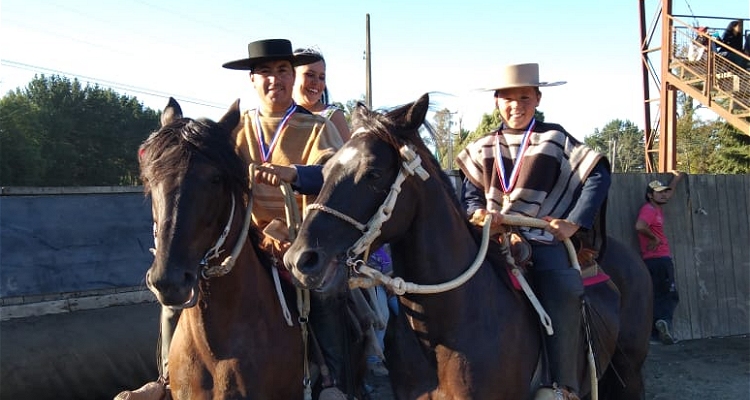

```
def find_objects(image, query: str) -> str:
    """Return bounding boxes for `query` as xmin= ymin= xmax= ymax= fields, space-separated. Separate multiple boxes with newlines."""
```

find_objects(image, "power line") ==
xmin=682 ymin=0 xmax=699 ymax=27
xmin=1 ymin=59 xmax=227 ymax=110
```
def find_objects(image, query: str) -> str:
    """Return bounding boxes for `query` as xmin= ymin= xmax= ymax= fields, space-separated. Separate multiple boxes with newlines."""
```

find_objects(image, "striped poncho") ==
xmin=455 ymin=121 xmax=605 ymax=245
xmin=233 ymin=107 xmax=343 ymax=229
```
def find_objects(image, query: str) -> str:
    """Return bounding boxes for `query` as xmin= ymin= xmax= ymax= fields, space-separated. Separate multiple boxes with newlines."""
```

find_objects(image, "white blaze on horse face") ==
xmin=336 ymin=147 xmax=360 ymax=168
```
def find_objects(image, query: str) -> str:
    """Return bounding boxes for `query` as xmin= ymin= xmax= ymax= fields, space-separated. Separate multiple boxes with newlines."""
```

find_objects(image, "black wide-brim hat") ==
xmin=222 ymin=39 xmax=319 ymax=70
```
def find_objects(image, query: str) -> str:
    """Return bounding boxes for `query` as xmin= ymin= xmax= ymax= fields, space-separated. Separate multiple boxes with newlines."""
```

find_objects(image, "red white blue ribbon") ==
xmin=494 ymin=118 xmax=536 ymax=196
xmin=255 ymin=102 xmax=297 ymax=162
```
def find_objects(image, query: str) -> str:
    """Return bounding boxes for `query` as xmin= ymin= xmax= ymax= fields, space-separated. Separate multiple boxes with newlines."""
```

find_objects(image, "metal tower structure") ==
xmin=639 ymin=0 xmax=750 ymax=172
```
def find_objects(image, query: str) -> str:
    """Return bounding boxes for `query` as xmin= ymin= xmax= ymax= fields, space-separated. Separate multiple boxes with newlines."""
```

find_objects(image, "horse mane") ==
xmin=138 ymin=116 xmax=276 ymax=272
xmin=139 ymin=117 xmax=249 ymax=196
xmin=353 ymin=98 xmax=516 ymax=292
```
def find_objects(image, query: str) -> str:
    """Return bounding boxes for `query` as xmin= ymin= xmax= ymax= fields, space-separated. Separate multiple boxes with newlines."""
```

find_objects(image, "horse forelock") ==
xmin=351 ymin=103 xmax=463 ymax=215
xmin=139 ymin=118 xmax=248 ymax=197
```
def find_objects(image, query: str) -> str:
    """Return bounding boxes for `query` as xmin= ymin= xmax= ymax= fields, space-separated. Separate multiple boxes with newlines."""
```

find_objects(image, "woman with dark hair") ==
xmin=720 ymin=19 xmax=745 ymax=68
xmin=293 ymin=47 xmax=351 ymax=142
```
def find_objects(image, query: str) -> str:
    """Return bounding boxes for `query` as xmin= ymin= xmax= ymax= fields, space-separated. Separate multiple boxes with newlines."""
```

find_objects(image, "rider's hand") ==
xmin=470 ymin=209 xmax=505 ymax=235
xmin=542 ymin=217 xmax=580 ymax=241
xmin=255 ymin=163 xmax=297 ymax=186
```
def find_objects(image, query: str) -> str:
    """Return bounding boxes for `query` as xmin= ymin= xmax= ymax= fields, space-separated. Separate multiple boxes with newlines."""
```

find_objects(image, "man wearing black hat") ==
xmin=116 ymin=39 xmax=350 ymax=400
xmin=635 ymin=171 xmax=685 ymax=345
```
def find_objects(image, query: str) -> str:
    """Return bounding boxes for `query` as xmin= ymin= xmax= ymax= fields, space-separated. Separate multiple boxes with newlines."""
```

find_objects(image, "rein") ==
xmin=307 ymin=143 xmax=581 ymax=297
xmin=201 ymin=164 xmax=256 ymax=279
xmin=307 ymin=143 xmax=497 ymax=295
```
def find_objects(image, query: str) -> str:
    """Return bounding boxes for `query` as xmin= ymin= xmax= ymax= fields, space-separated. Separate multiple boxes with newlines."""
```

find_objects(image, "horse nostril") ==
xmin=297 ymin=250 xmax=322 ymax=274
xmin=184 ymin=271 xmax=198 ymax=286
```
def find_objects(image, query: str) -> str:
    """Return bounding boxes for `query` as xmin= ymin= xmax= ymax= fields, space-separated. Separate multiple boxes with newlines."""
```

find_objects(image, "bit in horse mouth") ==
xmin=167 ymin=288 xmax=198 ymax=310
xmin=310 ymin=256 xmax=346 ymax=293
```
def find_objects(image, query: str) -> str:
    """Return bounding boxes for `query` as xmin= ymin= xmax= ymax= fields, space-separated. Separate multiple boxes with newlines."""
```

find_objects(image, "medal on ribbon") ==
xmin=255 ymin=102 xmax=297 ymax=162
xmin=494 ymin=118 xmax=536 ymax=205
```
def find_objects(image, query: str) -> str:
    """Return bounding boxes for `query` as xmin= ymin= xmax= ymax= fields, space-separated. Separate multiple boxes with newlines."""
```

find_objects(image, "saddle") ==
xmin=469 ymin=216 xmax=621 ymax=396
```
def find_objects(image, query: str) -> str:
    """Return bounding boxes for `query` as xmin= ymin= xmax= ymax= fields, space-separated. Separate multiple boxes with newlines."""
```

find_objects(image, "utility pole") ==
xmin=365 ymin=14 xmax=372 ymax=109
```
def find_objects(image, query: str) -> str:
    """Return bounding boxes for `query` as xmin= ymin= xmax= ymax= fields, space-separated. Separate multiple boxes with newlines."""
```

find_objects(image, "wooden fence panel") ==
xmin=607 ymin=173 xmax=750 ymax=340
xmin=725 ymin=175 xmax=750 ymax=336
xmin=688 ymin=174 xmax=723 ymax=338
xmin=713 ymin=175 xmax=736 ymax=337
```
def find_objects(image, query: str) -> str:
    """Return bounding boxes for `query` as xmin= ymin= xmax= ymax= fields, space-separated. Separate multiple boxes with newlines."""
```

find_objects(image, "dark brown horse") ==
xmin=284 ymin=93 xmax=653 ymax=399
xmin=140 ymin=98 xmax=304 ymax=399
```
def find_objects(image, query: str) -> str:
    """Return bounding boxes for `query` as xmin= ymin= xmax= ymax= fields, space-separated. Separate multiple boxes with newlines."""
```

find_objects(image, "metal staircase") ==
xmin=639 ymin=0 xmax=748 ymax=172
xmin=668 ymin=17 xmax=749 ymax=134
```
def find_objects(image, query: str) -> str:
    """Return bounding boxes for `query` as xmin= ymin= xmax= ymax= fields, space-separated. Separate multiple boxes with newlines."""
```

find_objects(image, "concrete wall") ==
xmin=0 ymin=187 xmax=153 ymax=299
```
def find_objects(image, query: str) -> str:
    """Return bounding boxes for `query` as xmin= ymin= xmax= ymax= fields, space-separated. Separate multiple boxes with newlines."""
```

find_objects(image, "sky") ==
xmin=1 ymin=0 xmax=747 ymax=141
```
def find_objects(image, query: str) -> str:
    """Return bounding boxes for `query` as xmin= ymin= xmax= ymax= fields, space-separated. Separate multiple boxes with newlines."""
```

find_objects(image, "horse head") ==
xmin=284 ymin=93 xmax=443 ymax=293
xmin=140 ymin=97 xmax=244 ymax=307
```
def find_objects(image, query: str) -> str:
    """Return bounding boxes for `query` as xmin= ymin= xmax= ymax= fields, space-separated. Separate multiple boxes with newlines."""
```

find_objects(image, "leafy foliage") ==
xmin=585 ymin=119 xmax=646 ymax=172
xmin=0 ymin=75 xmax=159 ymax=186
xmin=673 ymin=94 xmax=749 ymax=174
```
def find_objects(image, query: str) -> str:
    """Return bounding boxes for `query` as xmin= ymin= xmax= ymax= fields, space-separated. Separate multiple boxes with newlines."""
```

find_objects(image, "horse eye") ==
xmin=364 ymin=169 xmax=382 ymax=181
xmin=210 ymin=174 xmax=222 ymax=185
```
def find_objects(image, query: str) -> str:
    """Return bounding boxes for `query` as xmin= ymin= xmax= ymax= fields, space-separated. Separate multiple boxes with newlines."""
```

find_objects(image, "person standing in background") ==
xmin=635 ymin=171 xmax=686 ymax=345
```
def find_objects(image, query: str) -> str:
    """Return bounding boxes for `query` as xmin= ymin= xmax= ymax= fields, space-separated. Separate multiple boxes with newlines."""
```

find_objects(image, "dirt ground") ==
xmin=364 ymin=335 xmax=750 ymax=399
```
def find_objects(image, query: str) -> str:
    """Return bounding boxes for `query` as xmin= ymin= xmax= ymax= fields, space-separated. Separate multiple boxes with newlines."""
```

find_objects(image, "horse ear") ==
xmin=218 ymin=99 xmax=241 ymax=134
xmin=161 ymin=97 xmax=183 ymax=127
xmin=404 ymin=93 xmax=430 ymax=131
xmin=351 ymin=101 xmax=369 ymax=129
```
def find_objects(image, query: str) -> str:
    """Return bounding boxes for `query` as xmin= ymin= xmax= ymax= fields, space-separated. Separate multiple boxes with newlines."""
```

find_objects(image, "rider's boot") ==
xmin=533 ymin=268 xmax=584 ymax=400
xmin=114 ymin=306 xmax=179 ymax=400
xmin=114 ymin=377 xmax=169 ymax=400
xmin=310 ymin=291 xmax=354 ymax=400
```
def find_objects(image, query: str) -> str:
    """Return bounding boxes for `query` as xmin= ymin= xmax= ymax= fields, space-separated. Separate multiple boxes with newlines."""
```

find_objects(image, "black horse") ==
xmin=284 ymin=93 xmax=652 ymax=399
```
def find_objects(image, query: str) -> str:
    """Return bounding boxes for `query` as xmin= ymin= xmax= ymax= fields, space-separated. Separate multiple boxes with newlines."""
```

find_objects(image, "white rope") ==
xmin=499 ymin=214 xmax=581 ymax=271
xmin=276 ymin=179 xmax=312 ymax=400
xmin=272 ymin=267 xmax=294 ymax=326
xmin=352 ymin=214 xmax=493 ymax=295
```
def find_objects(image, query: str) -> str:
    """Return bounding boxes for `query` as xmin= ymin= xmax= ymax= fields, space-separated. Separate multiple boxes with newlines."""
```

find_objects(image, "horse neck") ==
xmin=390 ymin=184 xmax=479 ymax=286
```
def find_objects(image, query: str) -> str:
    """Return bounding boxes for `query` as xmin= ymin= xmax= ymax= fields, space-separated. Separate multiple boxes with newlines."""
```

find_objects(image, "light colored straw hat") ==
xmin=481 ymin=63 xmax=566 ymax=91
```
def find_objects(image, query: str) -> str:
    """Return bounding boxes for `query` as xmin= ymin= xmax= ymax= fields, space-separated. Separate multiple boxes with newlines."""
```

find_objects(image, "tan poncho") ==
xmin=234 ymin=108 xmax=343 ymax=229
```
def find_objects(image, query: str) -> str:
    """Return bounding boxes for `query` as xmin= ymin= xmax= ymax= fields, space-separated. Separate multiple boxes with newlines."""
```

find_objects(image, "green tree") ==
xmin=585 ymin=119 xmax=646 ymax=172
xmin=670 ymin=93 xmax=749 ymax=174
xmin=0 ymin=75 xmax=159 ymax=186
xmin=430 ymin=108 xmax=455 ymax=169
xmin=0 ymin=93 xmax=45 ymax=184
xmin=705 ymin=122 xmax=750 ymax=173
